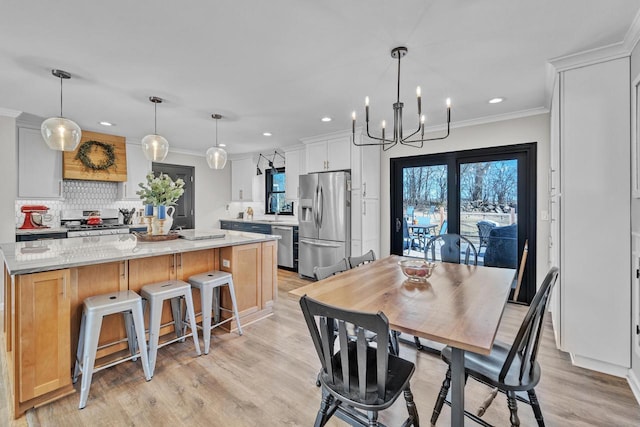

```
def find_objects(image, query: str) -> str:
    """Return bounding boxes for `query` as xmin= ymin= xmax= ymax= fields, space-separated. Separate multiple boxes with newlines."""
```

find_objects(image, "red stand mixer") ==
xmin=19 ymin=205 xmax=50 ymax=229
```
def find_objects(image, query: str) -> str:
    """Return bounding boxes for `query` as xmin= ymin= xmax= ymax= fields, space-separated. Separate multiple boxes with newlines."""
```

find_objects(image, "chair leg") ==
xmin=227 ymin=279 xmax=243 ymax=335
xmin=78 ymin=313 xmax=102 ymax=409
xmin=527 ymin=389 xmax=545 ymax=427
xmin=72 ymin=311 xmax=86 ymax=384
xmin=131 ymin=301 xmax=152 ymax=381
xmin=314 ymin=391 xmax=334 ymax=427
xmin=430 ymin=367 xmax=451 ymax=426
xmin=183 ymin=290 xmax=201 ymax=356
xmin=367 ymin=410 xmax=379 ymax=426
xmin=506 ymin=390 xmax=520 ymax=426
xmin=147 ymin=297 xmax=163 ymax=377
xmin=404 ymin=386 xmax=420 ymax=426
xmin=414 ymin=336 xmax=424 ymax=351
xmin=201 ymin=284 xmax=213 ymax=355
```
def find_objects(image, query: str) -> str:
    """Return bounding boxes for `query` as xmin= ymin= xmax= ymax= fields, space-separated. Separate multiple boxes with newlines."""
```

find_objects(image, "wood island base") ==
xmin=2 ymin=239 xmax=277 ymax=419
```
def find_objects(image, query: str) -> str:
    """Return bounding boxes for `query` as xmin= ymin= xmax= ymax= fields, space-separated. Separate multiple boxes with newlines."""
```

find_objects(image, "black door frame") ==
xmin=152 ymin=162 xmax=195 ymax=230
xmin=390 ymin=143 xmax=537 ymax=304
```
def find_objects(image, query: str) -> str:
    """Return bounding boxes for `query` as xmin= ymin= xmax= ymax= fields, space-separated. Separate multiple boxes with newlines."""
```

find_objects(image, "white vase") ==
xmin=152 ymin=206 xmax=175 ymax=235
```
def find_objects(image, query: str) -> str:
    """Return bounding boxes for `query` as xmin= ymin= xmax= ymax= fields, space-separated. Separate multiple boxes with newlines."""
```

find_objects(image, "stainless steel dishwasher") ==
xmin=271 ymin=225 xmax=294 ymax=268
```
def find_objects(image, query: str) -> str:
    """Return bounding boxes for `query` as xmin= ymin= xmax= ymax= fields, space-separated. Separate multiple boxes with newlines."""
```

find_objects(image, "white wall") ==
xmin=161 ymin=151 xmax=231 ymax=229
xmin=379 ymin=113 xmax=550 ymax=286
xmin=630 ymin=39 xmax=640 ymax=400
xmin=0 ymin=115 xmax=18 ymax=308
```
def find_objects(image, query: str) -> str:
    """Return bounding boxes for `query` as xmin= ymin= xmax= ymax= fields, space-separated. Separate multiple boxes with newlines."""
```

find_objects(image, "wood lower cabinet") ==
xmin=219 ymin=241 xmax=277 ymax=330
xmin=14 ymin=269 xmax=74 ymax=414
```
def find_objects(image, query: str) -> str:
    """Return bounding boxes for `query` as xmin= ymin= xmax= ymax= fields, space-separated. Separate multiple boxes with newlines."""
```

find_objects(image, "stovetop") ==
xmin=64 ymin=223 xmax=130 ymax=231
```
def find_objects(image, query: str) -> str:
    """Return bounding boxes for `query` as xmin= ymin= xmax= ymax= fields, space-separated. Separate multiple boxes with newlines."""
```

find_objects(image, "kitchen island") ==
xmin=1 ymin=231 xmax=278 ymax=418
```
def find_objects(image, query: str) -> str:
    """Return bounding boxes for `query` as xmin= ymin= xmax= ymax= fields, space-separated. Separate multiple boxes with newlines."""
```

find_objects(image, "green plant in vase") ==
xmin=137 ymin=173 xmax=185 ymax=235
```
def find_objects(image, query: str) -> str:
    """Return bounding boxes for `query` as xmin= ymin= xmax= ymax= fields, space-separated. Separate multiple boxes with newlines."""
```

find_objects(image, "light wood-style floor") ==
xmin=2 ymin=269 xmax=640 ymax=426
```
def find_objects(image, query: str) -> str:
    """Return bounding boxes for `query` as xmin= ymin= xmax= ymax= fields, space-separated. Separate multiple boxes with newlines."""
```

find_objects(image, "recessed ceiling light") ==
xmin=99 ymin=121 xmax=114 ymax=126
xmin=263 ymin=132 xmax=272 ymax=137
xmin=218 ymin=143 xmax=226 ymax=147
xmin=488 ymin=97 xmax=504 ymax=104
xmin=321 ymin=117 xmax=332 ymax=122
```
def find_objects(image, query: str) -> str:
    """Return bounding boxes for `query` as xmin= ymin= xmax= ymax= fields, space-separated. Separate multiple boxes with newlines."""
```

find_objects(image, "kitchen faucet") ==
xmin=268 ymin=194 xmax=279 ymax=222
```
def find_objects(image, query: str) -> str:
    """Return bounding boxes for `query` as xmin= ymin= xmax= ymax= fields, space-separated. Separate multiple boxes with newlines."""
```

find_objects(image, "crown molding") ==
xmin=0 ymin=108 xmax=22 ymax=118
xmin=549 ymin=42 xmax=629 ymax=72
xmin=429 ymin=107 xmax=549 ymax=133
xmin=624 ymin=8 xmax=640 ymax=53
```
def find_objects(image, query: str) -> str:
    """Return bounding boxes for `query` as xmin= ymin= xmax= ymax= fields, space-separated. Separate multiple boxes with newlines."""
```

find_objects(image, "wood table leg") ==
xmin=451 ymin=347 xmax=465 ymax=426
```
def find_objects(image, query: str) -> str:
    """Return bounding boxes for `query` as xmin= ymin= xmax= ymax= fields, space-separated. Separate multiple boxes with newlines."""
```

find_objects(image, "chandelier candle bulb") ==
xmin=365 ymin=96 xmax=370 ymax=121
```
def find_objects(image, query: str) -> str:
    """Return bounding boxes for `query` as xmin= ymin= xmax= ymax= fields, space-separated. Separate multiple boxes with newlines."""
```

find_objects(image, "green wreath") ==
xmin=75 ymin=140 xmax=116 ymax=171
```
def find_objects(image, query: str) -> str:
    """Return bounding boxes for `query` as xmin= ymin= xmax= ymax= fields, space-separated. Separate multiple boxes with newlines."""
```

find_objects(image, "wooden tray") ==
xmin=133 ymin=231 xmax=180 ymax=242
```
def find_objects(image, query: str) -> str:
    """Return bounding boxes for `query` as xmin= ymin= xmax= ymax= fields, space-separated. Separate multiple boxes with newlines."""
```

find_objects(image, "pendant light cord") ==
xmin=215 ymin=117 xmax=219 ymax=147
xmin=59 ymin=76 xmax=64 ymax=117
xmin=154 ymin=101 xmax=157 ymax=134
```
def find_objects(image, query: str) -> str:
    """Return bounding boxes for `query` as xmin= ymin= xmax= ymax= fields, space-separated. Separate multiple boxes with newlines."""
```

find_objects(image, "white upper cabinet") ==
xmin=304 ymin=134 xmax=351 ymax=173
xmin=17 ymin=126 xmax=64 ymax=199
xmin=351 ymin=131 xmax=380 ymax=199
xmin=284 ymin=147 xmax=303 ymax=200
xmin=118 ymin=142 xmax=151 ymax=200
xmin=231 ymin=157 xmax=255 ymax=201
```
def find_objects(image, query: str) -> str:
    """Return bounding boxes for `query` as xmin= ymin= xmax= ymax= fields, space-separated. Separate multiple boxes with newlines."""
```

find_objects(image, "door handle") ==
xmin=300 ymin=239 xmax=342 ymax=248
xmin=395 ymin=218 xmax=402 ymax=233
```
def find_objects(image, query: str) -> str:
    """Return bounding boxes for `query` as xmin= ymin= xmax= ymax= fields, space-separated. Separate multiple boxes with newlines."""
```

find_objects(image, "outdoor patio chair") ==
xmin=476 ymin=220 xmax=498 ymax=253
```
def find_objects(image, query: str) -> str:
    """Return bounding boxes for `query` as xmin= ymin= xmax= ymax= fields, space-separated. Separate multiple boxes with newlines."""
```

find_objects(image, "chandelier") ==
xmin=351 ymin=46 xmax=451 ymax=151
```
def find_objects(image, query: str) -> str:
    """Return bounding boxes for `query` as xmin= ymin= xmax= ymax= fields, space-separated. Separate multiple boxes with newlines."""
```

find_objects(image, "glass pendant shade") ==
xmin=141 ymin=134 xmax=169 ymax=161
xmin=206 ymin=146 xmax=227 ymax=169
xmin=41 ymin=117 xmax=82 ymax=151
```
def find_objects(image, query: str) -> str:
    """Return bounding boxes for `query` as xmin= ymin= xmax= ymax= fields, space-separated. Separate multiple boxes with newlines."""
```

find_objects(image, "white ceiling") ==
xmin=1 ymin=1 xmax=639 ymax=156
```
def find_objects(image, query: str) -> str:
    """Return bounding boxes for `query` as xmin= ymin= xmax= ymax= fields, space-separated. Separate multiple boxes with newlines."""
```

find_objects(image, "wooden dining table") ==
xmin=289 ymin=255 xmax=515 ymax=426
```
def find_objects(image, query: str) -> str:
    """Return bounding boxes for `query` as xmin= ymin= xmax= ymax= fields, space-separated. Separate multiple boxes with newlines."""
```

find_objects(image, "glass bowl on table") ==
xmin=398 ymin=259 xmax=437 ymax=282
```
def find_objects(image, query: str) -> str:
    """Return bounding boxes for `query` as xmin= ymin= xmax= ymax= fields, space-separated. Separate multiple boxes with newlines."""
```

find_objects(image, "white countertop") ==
xmin=1 ymin=230 xmax=278 ymax=275
xmin=221 ymin=218 xmax=299 ymax=226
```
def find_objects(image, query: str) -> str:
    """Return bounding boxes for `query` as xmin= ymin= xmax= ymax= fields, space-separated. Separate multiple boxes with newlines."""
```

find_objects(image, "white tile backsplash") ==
xmin=15 ymin=180 xmax=142 ymax=228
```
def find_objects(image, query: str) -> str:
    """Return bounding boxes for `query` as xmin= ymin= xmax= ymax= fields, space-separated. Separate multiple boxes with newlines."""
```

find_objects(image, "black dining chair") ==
xmin=424 ymin=233 xmax=478 ymax=266
xmin=430 ymin=267 xmax=559 ymax=427
xmin=315 ymin=255 xmax=400 ymax=358
xmin=313 ymin=258 xmax=349 ymax=281
xmin=348 ymin=249 xmax=376 ymax=269
xmin=299 ymin=295 xmax=419 ymax=427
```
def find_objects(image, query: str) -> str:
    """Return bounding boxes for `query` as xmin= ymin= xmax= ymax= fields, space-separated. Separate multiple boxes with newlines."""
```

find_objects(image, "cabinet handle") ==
xmin=170 ymin=255 xmax=175 ymax=275
xmin=123 ymin=182 xmax=127 ymax=197
xmin=58 ymin=180 xmax=63 ymax=197
xmin=120 ymin=261 xmax=126 ymax=279
xmin=363 ymin=182 xmax=367 ymax=197
xmin=178 ymin=253 xmax=182 ymax=269
xmin=239 ymin=189 xmax=243 ymax=200
xmin=62 ymin=276 xmax=67 ymax=300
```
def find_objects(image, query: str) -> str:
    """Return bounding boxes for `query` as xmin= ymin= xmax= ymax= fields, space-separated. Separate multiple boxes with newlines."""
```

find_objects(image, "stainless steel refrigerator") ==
xmin=298 ymin=171 xmax=351 ymax=278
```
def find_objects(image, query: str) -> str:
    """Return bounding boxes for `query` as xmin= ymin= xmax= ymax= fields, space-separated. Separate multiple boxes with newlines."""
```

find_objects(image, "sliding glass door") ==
xmin=390 ymin=143 xmax=537 ymax=303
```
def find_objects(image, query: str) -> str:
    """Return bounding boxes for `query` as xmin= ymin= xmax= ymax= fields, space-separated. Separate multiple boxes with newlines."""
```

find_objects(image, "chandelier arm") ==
xmin=402 ymin=122 xmax=451 ymax=144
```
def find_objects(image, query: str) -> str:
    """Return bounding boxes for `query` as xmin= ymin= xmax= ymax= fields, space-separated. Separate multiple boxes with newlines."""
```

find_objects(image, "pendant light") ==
xmin=141 ymin=96 xmax=169 ymax=161
xmin=206 ymin=114 xmax=227 ymax=169
xmin=41 ymin=69 xmax=82 ymax=151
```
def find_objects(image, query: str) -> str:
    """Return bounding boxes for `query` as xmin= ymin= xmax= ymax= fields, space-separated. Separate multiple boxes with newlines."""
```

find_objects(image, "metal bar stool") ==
xmin=188 ymin=271 xmax=243 ymax=354
xmin=73 ymin=290 xmax=151 ymax=409
xmin=140 ymin=280 xmax=201 ymax=377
